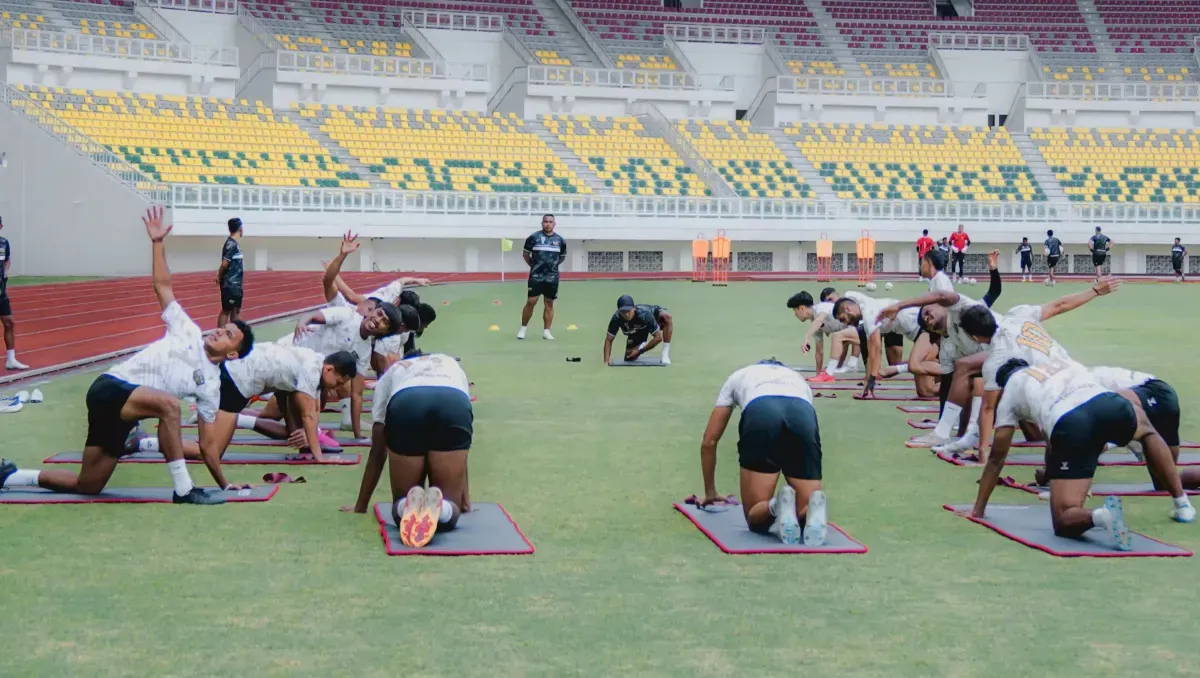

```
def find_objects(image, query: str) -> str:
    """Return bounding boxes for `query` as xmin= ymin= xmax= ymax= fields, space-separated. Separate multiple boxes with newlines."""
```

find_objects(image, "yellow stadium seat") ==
xmin=678 ymin=120 xmax=811 ymax=199
xmin=1031 ymin=127 xmax=1200 ymax=204
xmin=545 ymin=115 xmax=703 ymax=197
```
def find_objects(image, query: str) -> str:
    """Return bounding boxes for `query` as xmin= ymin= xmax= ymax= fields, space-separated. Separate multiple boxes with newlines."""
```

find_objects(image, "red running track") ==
xmin=3 ymin=268 xmax=1188 ymax=383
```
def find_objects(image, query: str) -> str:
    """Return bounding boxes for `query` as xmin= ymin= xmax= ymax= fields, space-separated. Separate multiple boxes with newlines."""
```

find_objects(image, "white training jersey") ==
xmin=105 ymin=302 xmax=222 ymax=423
xmin=928 ymin=270 xmax=954 ymax=294
xmin=373 ymin=330 xmax=414 ymax=359
xmin=328 ymin=292 xmax=354 ymax=309
xmin=365 ymin=279 xmax=406 ymax=304
xmin=940 ymin=293 xmax=1001 ymax=374
xmin=813 ymin=301 xmax=845 ymax=335
xmin=982 ymin=304 xmax=1077 ymax=392
xmin=224 ymin=342 xmax=325 ymax=401
xmin=1089 ymin=365 xmax=1155 ymax=391
xmin=372 ymin=353 xmax=471 ymax=424
xmin=282 ymin=306 xmax=373 ymax=376
xmin=856 ymin=295 xmax=917 ymax=340
xmin=715 ymin=364 xmax=814 ymax=410
xmin=995 ymin=361 xmax=1108 ymax=435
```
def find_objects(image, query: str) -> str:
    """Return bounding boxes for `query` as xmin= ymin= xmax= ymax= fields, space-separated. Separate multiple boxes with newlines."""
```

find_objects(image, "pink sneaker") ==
xmin=807 ymin=372 xmax=836 ymax=384
xmin=316 ymin=430 xmax=341 ymax=451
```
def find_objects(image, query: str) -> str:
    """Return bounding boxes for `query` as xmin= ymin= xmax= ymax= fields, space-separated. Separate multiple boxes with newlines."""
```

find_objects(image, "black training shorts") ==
xmin=1173 ymin=259 xmax=1184 ymax=274
xmin=527 ymin=279 xmax=559 ymax=300
xmin=0 ymin=292 xmax=11 ymax=317
xmin=1046 ymin=392 xmax=1136 ymax=481
xmin=1092 ymin=252 xmax=1108 ymax=267
xmin=221 ymin=286 xmax=243 ymax=312
xmin=1046 ymin=255 xmax=1060 ymax=269
xmin=218 ymin=363 xmax=251 ymax=414
xmin=1133 ymin=379 xmax=1180 ymax=447
xmin=883 ymin=332 xmax=904 ymax=348
xmin=737 ymin=396 xmax=822 ymax=480
xmin=1020 ymin=255 xmax=1032 ymax=270
xmin=85 ymin=374 xmax=140 ymax=457
xmin=384 ymin=386 xmax=473 ymax=456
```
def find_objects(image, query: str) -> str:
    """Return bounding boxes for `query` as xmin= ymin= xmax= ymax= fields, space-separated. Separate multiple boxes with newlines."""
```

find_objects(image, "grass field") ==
xmin=3 ymin=278 xmax=1200 ymax=677
xmin=4 ymin=276 xmax=101 ymax=286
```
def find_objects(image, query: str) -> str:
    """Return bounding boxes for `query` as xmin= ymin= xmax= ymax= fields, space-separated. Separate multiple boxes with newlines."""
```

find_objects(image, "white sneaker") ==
xmin=803 ymin=490 xmax=828 ymax=547
xmin=1171 ymin=504 xmax=1197 ymax=524
xmin=5 ymin=358 xmax=29 ymax=370
xmin=1104 ymin=496 xmax=1132 ymax=551
xmin=516 ymin=327 xmax=527 ymax=340
xmin=542 ymin=329 xmax=554 ymax=340
xmin=15 ymin=390 xmax=29 ymax=404
xmin=661 ymin=355 xmax=671 ymax=366
xmin=0 ymin=397 xmax=22 ymax=414
xmin=933 ymin=429 xmax=979 ymax=454
xmin=908 ymin=432 xmax=952 ymax=448
xmin=774 ymin=484 xmax=800 ymax=545
xmin=30 ymin=389 xmax=43 ymax=404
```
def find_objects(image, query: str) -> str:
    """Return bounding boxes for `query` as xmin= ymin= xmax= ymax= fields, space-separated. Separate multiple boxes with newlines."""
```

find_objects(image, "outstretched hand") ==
xmin=987 ymin=249 xmax=1000 ymax=270
xmin=1093 ymin=277 xmax=1123 ymax=296
xmin=143 ymin=205 xmax=172 ymax=242
xmin=340 ymin=231 xmax=360 ymax=255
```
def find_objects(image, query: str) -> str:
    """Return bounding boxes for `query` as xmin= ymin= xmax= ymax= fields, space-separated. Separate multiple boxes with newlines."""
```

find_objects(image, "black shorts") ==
xmin=1173 ymin=259 xmax=1184 ymax=274
xmin=0 ymin=291 xmax=10 ymax=317
xmin=737 ymin=396 xmax=822 ymax=480
xmin=1092 ymin=252 xmax=1108 ymax=267
xmin=1133 ymin=379 xmax=1180 ymax=447
xmin=1020 ymin=255 xmax=1032 ymax=270
xmin=1046 ymin=392 xmax=1136 ymax=481
xmin=218 ymin=364 xmax=251 ymax=413
xmin=384 ymin=386 xmax=473 ymax=455
xmin=527 ymin=279 xmax=559 ymax=300
xmin=883 ymin=332 xmax=904 ymax=348
xmin=221 ymin=286 xmax=243 ymax=312
xmin=1046 ymin=255 xmax=1060 ymax=269
xmin=85 ymin=374 xmax=140 ymax=457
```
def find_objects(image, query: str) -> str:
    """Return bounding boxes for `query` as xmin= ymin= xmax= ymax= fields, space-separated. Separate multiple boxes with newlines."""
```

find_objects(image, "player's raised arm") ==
xmin=1039 ymin=277 xmax=1122 ymax=321
xmin=322 ymin=231 xmax=360 ymax=298
xmin=878 ymin=290 xmax=959 ymax=322
xmin=143 ymin=206 xmax=176 ymax=311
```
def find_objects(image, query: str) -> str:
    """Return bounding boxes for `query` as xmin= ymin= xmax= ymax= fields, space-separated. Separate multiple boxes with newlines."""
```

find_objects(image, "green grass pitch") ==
xmin=3 ymin=278 xmax=1200 ymax=676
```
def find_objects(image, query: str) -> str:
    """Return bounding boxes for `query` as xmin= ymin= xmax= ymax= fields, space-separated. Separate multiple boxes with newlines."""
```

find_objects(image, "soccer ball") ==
xmin=884 ymin=282 xmax=894 ymax=291
xmin=1044 ymin=277 xmax=1053 ymax=286
xmin=967 ymin=277 xmax=977 ymax=285
xmin=865 ymin=282 xmax=877 ymax=292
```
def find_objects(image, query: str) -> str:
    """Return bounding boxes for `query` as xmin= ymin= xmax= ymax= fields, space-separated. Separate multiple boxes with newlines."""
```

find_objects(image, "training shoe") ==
xmin=1104 ymin=496 xmax=1132 ymax=551
xmin=1171 ymin=503 xmax=1197 ymax=524
xmin=807 ymin=372 xmax=836 ymax=384
xmin=316 ymin=430 xmax=341 ymax=451
xmin=803 ymin=490 xmax=828 ymax=547
xmin=933 ymin=429 xmax=979 ymax=455
xmin=30 ymin=389 xmax=43 ymax=404
xmin=425 ymin=485 xmax=445 ymax=523
xmin=124 ymin=424 xmax=147 ymax=452
xmin=661 ymin=355 xmax=671 ymax=366
xmin=542 ymin=329 xmax=555 ymax=341
xmin=774 ymin=484 xmax=801 ymax=545
xmin=0 ymin=458 xmax=16 ymax=489
xmin=0 ymin=397 xmax=22 ymax=414
xmin=516 ymin=327 xmax=527 ymax=340
xmin=173 ymin=487 xmax=227 ymax=505
xmin=5 ymin=357 xmax=29 ymax=370
xmin=398 ymin=486 xmax=428 ymax=547
xmin=907 ymin=432 xmax=952 ymax=448
xmin=1125 ymin=439 xmax=1145 ymax=462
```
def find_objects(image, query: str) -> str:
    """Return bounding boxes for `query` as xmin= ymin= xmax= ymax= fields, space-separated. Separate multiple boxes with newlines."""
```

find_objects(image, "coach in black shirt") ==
xmin=518 ymin=214 xmax=566 ymax=341
xmin=217 ymin=217 xmax=244 ymax=326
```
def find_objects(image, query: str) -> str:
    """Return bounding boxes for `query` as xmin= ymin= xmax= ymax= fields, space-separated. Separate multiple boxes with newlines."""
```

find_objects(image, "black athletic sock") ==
xmin=938 ymin=371 xmax=953 ymax=416
xmin=982 ymin=268 xmax=1002 ymax=307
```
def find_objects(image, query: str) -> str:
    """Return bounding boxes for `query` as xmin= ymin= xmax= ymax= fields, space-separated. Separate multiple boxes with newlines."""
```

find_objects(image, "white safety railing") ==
xmin=929 ymin=32 xmax=1028 ymax=50
xmin=847 ymin=200 xmax=1063 ymax=222
xmin=552 ymin=0 xmax=615 ymax=69
xmin=501 ymin=23 xmax=536 ymax=65
xmin=487 ymin=66 xmax=526 ymax=113
xmin=763 ymin=39 xmax=790 ymax=76
xmin=631 ymin=101 xmax=734 ymax=198
xmin=237 ymin=3 xmax=282 ymax=50
xmin=1027 ymin=81 xmax=1200 ymax=101
xmin=664 ymin=23 xmax=765 ymax=45
xmin=135 ymin=0 xmax=192 ymax=47
xmin=9 ymin=28 xmax=237 ymax=66
xmin=276 ymin=51 xmax=490 ymax=81
xmin=398 ymin=10 xmax=502 ymax=32
xmin=777 ymin=75 xmax=979 ymax=98
xmin=661 ymin=31 xmax=696 ymax=73
xmin=237 ymin=51 xmax=276 ymax=94
xmin=153 ymin=0 xmax=236 ymax=13
xmin=1 ymin=84 xmax=169 ymax=201
xmin=527 ymin=65 xmax=735 ymax=91
xmin=1073 ymin=203 xmax=1200 ymax=224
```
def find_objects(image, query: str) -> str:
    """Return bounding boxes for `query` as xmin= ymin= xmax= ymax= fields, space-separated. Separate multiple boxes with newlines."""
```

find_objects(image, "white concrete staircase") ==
xmin=530 ymin=120 xmax=611 ymax=194
xmin=295 ymin=117 xmax=390 ymax=190
xmin=529 ymin=0 xmax=601 ymax=67
xmin=800 ymin=0 xmax=865 ymax=77
xmin=763 ymin=127 xmax=838 ymax=201
xmin=1076 ymin=0 xmax=1122 ymax=73
xmin=1010 ymin=131 xmax=1069 ymax=204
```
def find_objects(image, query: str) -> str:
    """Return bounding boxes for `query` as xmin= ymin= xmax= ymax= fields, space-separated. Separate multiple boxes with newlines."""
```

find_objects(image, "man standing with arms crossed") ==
xmin=217 ymin=217 xmax=244 ymax=328
xmin=0 ymin=216 xmax=28 ymax=370
xmin=518 ymin=214 xmax=566 ymax=341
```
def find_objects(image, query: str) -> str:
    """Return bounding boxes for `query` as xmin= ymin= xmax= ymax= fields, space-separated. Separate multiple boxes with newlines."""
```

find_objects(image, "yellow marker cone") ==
xmin=566 ymin=324 xmax=578 ymax=331
xmin=488 ymin=324 xmax=500 ymax=331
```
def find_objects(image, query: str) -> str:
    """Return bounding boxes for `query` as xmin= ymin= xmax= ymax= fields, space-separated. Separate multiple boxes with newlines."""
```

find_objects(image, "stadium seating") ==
xmin=0 ymin=9 xmax=45 ymax=30
xmin=15 ymin=86 xmax=364 ymax=188
xmin=787 ymin=60 xmax=846 ymax=77
xmin=535 ymin=50 xmax=570 ymax=66
xmin=785 ymin=123 xmax=1045 ymax=201
xmin=77 ymin=18 xmax=156 ymax=40
xmin=543 ymin=115 xmax=705 ymax=196
xmin=303 ymin=105 xmax=588 ymax=193
xmin=677 ymin=120 xmax=813 ymax=199
xmin=614 ymin=53 xmax=676 ymax=70
xmin=49 ymin=0 xmax=158 ymax=38
xmin=1031 ymin=128 xmax=1200 ymax=203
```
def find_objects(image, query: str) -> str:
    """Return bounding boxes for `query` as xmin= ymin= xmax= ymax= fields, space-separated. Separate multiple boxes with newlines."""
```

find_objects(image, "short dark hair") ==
xmin=819 ymin=287 xmax=837 ymax=302
xmin=958 ymin=305 xmax=998 ymax=339
xmin=417 ymin=302 xmax=437 ymax=329
xmin=1175 ymin=237 xmax=1182 ymax=242
xmin=831 ymin=297 xmax=854 ymax=320
xmin=786 ymin=291 xmax=814 ymax=309
xmin=228 ymin=217 xmax=242 ymax=234
xmin=1022 ymin=236 xmax=1028 ymax=241
xmin=376 ymin=301 xmax=404 ymax=335
xmin=398 ymin=289 xmax=420 ymax=307
xmin=364 ymin=297 xmax=383 ymax=310
xmin=1095 ymin=226 xmax=1102 ymax=232
xmin=996 ymin=358 xmax=1030 ymax=389
xmin=917 ymin=307 xmax=931 ymax=334
xmin=232 ymin=320 xmax=254 ymax=358
xmin=324 ymin=350 xmax=358 ymax=379
xmin=396 ymin=303 xmax=420 ymax=334
xmin=757 ymin=357 xmax=784 ymax=366
xmin=922 ymin=229 xmax=928 ymax=235
xmin=403 ymin=349 xmax=425 ymax=360
xmin=923 ymin=248 xmax=947 ymax=271
xmin=542 ymin=214 xmax=555 ymax=221
xmin=1047 ymin=229 xmax=1054 ymax=237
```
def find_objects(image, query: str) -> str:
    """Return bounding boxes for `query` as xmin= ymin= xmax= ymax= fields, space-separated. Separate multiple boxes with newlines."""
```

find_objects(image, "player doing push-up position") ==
xmin=604 ymin=294 xmax=673 ymax=365
xmin=347 ymin=352 xmax=473 ymax=548
xmin=697 ymin=360 xmax=828 ymax=546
